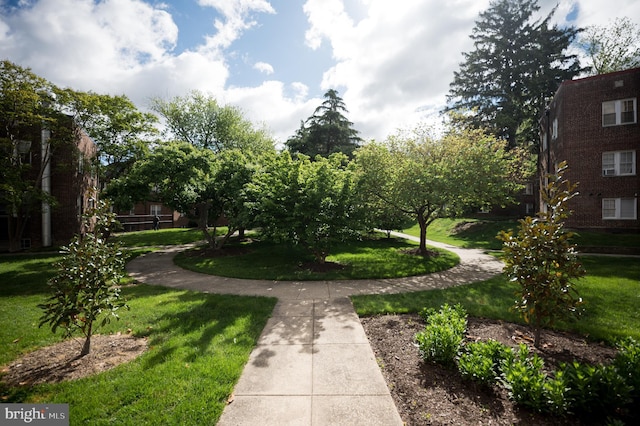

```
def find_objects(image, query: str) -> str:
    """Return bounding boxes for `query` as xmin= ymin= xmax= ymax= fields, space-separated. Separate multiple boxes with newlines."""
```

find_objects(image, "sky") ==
xmin=1 ymin=0 xmax=639 ymax=145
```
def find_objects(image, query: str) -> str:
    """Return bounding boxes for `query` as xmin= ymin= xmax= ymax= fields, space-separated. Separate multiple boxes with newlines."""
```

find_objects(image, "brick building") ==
xmin=539 ymin=67 xmax=639 ymax=232
xmin=0 ymin=121 xmax=98 ymax=251
xmin=115 ymin=202 xmax=190 ymax=232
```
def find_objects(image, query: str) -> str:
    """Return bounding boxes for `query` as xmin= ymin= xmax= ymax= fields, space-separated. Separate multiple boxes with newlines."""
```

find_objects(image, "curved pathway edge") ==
xmin=125 ymin=233 xmax=504 ymax=426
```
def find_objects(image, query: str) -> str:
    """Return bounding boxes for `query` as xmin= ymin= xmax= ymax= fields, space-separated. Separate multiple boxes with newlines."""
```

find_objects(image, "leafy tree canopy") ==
xmin=1 ymin=60 xmax=74 ymax=251
xmin=356 ymin=124 xmax=518 ymax=255
xmin=445 ymin=0 xmax=583 ymax=149
xmin=106 ymin=141 xmax=256 ymax=250
xmin=247 ymin=151 xmax=366 ymax=262
xmin=55 ymin=88 xmax=159 ymax=183
xmin=151 ymin=90 xmax=274 ymax=155
xmin=579 ymin=17 xmax=640 ymax=75
xmin=286 ymin=89 xmax=362 ymax=158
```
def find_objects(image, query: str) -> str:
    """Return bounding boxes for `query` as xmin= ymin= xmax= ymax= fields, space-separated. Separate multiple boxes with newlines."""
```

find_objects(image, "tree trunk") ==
xmin=81 ymin=335 xmax=91 ymax=356
xmin=417 ymin=212 xmax=429 ymax=256
xmin=197 ymin=202 xmax=216 ymax=248
xmin=533 ymin=326 xmax=542 ymax=349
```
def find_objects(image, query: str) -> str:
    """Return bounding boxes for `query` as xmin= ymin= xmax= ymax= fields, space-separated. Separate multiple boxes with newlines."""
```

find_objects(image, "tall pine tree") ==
xmin=286 ymin=89 xmax=362 ymax=158
xmin=445 ymin=0 xmax=583 ymax=149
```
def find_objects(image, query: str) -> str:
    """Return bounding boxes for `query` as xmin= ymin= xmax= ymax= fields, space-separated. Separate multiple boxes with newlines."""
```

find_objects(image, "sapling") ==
xmin=39 ymin=200 xmax=128 ymax=356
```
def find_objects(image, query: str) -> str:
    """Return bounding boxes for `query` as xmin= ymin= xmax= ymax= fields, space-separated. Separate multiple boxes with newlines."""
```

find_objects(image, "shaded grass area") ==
xmin=113 ymin=227 xmax=208 ymax=247
xmin=0 ymin=255 xmax=276 ymax=425
xmin=174 ymin=236 xmax=460 ymax=281
xmin=403 ymin=217 xmax=640 ymax=250
xmin=352 ymin=256 xmax=640 ymax=344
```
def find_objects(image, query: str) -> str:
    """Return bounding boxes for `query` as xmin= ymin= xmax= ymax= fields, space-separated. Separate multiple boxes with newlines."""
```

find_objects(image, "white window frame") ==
xmin=602 ymin=198 xmax=637 ymax=220
xmin=602 ymin=151 xmax=636 ymax=176
xmin=524 ymin=182 xmax=534 ymax=195
xmin=602 ymin=98 xmax=637 ymax=126
xmin=150 ymin=204 xmax=161 ymax=216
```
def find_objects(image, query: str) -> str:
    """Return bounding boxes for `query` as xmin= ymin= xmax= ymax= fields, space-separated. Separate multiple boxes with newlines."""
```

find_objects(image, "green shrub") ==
xmin=543 ymin=369 xmax=571 ymax=415
xmin=457 ymin=339 xmax=510 ymax=385
xmin=500 ymin=344 xmax=548 ymax=411
xmin=561 ymin=361 xmax=632 ymax=416
xmin=416 ymin=304 xmax=467 ymax=366
xmin=614 ymin=337 xmax=640 ymax=401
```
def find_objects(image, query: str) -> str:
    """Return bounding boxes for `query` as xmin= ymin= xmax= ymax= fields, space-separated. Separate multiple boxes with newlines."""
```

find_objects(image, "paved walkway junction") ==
xmin=126 ymin=232 xmax=504 ymax=425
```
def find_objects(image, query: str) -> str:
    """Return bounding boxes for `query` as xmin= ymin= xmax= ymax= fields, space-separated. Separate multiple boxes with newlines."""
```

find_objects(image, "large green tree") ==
xmin=247 ymin=151 xmax=365 ymax=263
xmin=150 ymin=90 xmax=273 ymax=154
xmin=579 ymin=17 xmax=640 ymax=75
xmin=55 ymin=89 xmax=159 ymax=183
xmin=286 ymin=89 xmax=362 ymax=158
xmin=107 ymin=141 xmax=255 ymax=250
xmin=0 ymin=60 xmax=76 ymax=251
xmin=356 ymin=125 xmax=517 ymax=255
xmin=445 ymin=0 xmax=583 ymax=149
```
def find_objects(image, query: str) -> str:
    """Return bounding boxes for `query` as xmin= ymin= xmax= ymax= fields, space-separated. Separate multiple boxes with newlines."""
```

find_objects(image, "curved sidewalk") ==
xmin=126 ymin=233 xmax=504 ymax=426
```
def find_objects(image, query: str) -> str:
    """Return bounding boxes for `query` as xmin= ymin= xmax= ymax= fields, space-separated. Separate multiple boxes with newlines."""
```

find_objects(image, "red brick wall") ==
xmin=541 ymin=68 xmax=640 ymax=231
xmin=49 ymin=128 xmax=98 ymax=246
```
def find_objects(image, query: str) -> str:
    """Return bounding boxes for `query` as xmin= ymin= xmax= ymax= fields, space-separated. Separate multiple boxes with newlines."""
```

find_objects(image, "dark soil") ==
xmin=361 ymin=314 xmax=622 ymax=426
xmin=1 ymin=334 xmax=147 ymax=386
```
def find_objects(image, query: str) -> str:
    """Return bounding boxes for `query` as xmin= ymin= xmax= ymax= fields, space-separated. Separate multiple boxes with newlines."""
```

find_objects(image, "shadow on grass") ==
xmin=121 ymin=284 xmax=277 ymax=369
xmin=0 ymin=254 xmax=61 ymax=297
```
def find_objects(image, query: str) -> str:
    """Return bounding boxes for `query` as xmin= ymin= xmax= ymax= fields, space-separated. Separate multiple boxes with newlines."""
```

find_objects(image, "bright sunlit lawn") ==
xmin=174 ymin=235 xmax=460 ymax=280
xmin=351 ymin=255 xmax=640 ymax=344
xmin=403 ymin=217 xmax=640 ymax=250
xmin=2 ymin=225 xmax=638 ymax=425
xmin=0 ymin=253 xmax=276 ymax=425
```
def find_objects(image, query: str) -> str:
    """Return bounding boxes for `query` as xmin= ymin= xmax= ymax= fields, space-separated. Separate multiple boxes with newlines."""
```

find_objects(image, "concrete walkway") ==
xmin=126 ymin=233 xmax=504 ymax=425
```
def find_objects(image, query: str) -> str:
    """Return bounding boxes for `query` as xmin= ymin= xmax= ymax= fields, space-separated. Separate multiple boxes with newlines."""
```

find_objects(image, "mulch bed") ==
xmin=361 ymin=313 xmax=623 ymax=426
xmin=1 ymin=334 xmax=148 ymax=387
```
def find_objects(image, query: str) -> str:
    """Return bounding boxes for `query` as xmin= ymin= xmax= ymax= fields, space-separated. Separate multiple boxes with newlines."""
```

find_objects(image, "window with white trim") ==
xmin=602 ymin=151 xmax=636 ymax=176
xmin=524 ymin=182 xmax=534 ymax=195
xmin=150 ymin=205 xmax=161 ymax=216
xmin=602 ymin=198 xmax=637 ymax=220
xmin=602 ymin=98 xmax=637 ymax=126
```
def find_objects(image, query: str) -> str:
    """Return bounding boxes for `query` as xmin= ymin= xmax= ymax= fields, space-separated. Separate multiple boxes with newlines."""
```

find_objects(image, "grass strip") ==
xmin=352 ymin=256 xmax=640 ymax=344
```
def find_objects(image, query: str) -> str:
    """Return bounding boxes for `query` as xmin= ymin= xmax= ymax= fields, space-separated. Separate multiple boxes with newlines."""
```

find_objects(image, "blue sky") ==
xmin=1 ymin=0 xmax=639 ymax=143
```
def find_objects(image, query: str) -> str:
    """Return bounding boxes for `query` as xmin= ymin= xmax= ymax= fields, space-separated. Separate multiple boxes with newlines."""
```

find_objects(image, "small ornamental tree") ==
xmin=498 ymin=162 xmax=585 ymax=348
xmin=39 ymin=201 xmax=128 ymax=356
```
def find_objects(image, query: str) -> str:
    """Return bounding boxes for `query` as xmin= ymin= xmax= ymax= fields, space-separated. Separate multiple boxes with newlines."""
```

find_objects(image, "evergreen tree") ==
xmin=445 ymin=0 xmax=582 ymax=149
xmin=286 ymin=89 xmax=362 ymax=158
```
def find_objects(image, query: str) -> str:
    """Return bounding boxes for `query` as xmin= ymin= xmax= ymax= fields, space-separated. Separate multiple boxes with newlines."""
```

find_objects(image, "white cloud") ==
xmin=1 ymin=0 xmax=639 ymax=146
xmin=225 ymin=80 xmax=321 ymax=146
xmin=253 ymin=61 xmax=274 ymax=74
xmin=302 ymin=0 xmax=490 ymax=139
xmin=197 ymin=0 xmax=275 ymax=52
xmin=0 ymin=0 xmax=180 ymax=90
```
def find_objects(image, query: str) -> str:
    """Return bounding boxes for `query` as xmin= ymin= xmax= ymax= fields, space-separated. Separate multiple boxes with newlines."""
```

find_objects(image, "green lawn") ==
xmin=2 ymin=224 xmax=638 ymax=424
xmin=403 ymin=217 xmax=640 ymax=250
xmin=0 ymin=254 xmax=276 ymax=425
xmin=113 ymin=227 xmax=208 ymax=247
xmin=174 ymin=236 xmax=460 ymax=280
xmin=352 ymin=255 xmax=640 ymax=344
